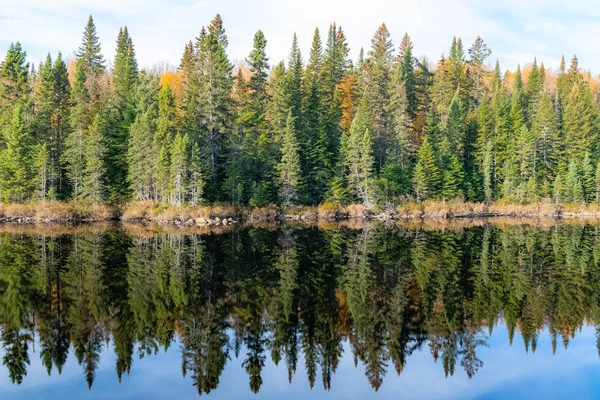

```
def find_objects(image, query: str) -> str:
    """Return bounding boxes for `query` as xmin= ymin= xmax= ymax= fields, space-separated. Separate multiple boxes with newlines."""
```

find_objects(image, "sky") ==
xmin=1 ymin=0 xmax=600 ymax=75
xmin=2 ymin=325 xmax=600 ymax=399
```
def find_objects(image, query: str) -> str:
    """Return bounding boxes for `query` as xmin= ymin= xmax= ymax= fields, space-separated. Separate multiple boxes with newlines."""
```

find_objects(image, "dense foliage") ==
xmin=2 ymin=15 xmax=600 ymax=207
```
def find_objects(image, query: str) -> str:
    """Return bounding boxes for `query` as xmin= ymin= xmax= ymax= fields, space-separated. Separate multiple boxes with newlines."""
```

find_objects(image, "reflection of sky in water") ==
xmin=1 ymin=324 xmax=599 ymax=399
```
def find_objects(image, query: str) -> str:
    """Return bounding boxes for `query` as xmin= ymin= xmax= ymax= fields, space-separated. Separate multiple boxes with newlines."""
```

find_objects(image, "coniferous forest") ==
xmin=2 ymin=14 xmax=600 ymax=210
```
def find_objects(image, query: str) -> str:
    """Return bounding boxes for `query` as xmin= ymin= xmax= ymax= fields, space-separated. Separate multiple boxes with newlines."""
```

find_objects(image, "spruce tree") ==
xmin=483 ymin=140 xmax=494 ymax=202
xmin=413 ymin=139 xmax=441 ymax=201
xmin=595 ymin=162 xmax=600 ymax=203
xmin=278 ymin=112 xmax=302 ymax=206
xmin=0 ymin=42 xmax=30 ymax=111
xmin=439 ymin=137 xmax=464 ymax=200
xmin=509 ymin=65 xmax=526 ymax=133
xmin=531 ymin=90 xmax=559 ymax=183
xmin=345 ymin=102 xmax=375 ymax=207
xmin=81 ymin=113 xmax=106 ymax=204
xmin=363 ymin=23 xmax=393 ymax=168
xmin=65 ymin=60 xmax=91 ymax=200
xmin=563 ymin=80 xmax=597 ymax=161
xmin=194 ymin=15 xmax=233 ymax=198
xmin=76 ymin=16 xmax=105 ymax=74
xmin=389 ymin=50 xmax=411 ymax=166
xmin=109 ymin=26 xmax=139 ymax=200
xmin=468 ymin=36 xmax=492 ymax=104
xmin=170 ymin=133 xmax=189 ymax=206
xmin=580 ymin=152 xmax=595 ymax=202
xmin=34 ymin=143 xmax=51 ymax=202
xmin=52 ymin=53 xmax=71 ymax=198
xmin=0 ymin=105 xmax=34 ymax=202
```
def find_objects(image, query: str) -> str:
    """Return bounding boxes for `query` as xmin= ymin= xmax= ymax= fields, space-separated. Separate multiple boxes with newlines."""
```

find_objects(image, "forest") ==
xmin=1 ymin=223 xmax=599 ymax=393
xmin=1 ymin=14 xmax=600 ymax=210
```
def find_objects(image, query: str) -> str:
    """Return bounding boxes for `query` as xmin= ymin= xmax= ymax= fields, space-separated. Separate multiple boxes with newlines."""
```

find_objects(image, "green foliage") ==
xmin=0 ymin=106 xmax=35 ymax=202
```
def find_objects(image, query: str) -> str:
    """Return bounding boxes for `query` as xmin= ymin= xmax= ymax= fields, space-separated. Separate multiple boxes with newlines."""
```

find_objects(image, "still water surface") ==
xmin=1 ymin=222 xmax=600 ymax=399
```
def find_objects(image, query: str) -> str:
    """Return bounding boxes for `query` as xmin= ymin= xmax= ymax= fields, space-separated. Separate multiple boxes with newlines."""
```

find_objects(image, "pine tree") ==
xmin=188 ymin=141 xmax=204 ymax=205
xmin=398 ymin=33 xmax=417 ymax=119
xmin=170 ymin=133 xmax=189 ymax=206
xmin=65 ymin=60 xmax=91 ymax=200
xmin=194 ymin=15 xmax=233 ymax=198
xmin=285 ymin=33 xmax=304 ymax=127
xmin=510 ymin=65 xmax=526 ymax=133
xmin=525 ymin=58 xmax=544 ymax=117
xmin=389 ymin=50 xmax=411 ymax=166
xmin=468 ymin=36 xmax=492 ymax=104
xmin=278 ymin=112 xmax=302 ymax=206
xmin=247 ymin=30 xmax=269 ymax=120
xmin=413 ymin=139 xmax=441 ymax=201
xmin=446 ymin=92 xmax=465 ymax=155
xmin=52 ymin=53 xmax=71 ymax=198
xmin=439 ymin=137 xmax=463 ymax=200
xmin=34 ymin=143 xmax=51 ymax=202
xmin=563 ymin=80 xmax=597 ymax=161
xmin=363 ymin=24 xmax=393 ymax=168
xmin=476 ymin=98 xmax=494 ymax=165
xmin=76 ymin=16 xmax=105 ymax=74
xmin=128 ymin=76 xmax=159 ymax=201
xmin=0 ymin=105 xmax=34 ymax=202
xmin=531 ymin=90 xmax=559 ymax=183
xmin=580 ymin=152 xmax=595 ymax=202
xmin=595 ymin=162 xmax=600 ymax=203
xmin=483 ymin=140 xmax=494 ymax=202
xmin=80 ymin=113 xmax=106 ymax=203
xmin=566 ymin=160 xmax=584 ymax=203
xmin=0 ymin=42 xmax=30 ymax=112
xmin=345 ymin=102 xmax=375 ymax=207
xmin=109 ymin=26 xmax=139 ymax=200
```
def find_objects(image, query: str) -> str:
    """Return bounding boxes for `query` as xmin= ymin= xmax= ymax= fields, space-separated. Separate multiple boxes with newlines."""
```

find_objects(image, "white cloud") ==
xmin=1 ymin=0 xmax=600 ymax=74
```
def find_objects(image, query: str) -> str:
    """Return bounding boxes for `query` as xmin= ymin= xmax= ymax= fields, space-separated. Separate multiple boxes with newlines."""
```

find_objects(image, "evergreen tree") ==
xmin=468 ymin=36 xmax=492 ymax=104
xmin=413 ymin=139 xmax=441 ymax=201
xmin=80 ymin=113 xmax=106 ymax=203
xmin=34 ymin=143 xmax=51 ymax=201
xmin=0 ymin=42 xmax=30 ymax=113
xmin=531 ymin=90 xmax=559 ymax=183
xmin=483 ymin=140 xmax=494 ymax=202
xmin=0 ymin=105 xmax=34 ymax=202
xmin=278 ymin=112 xmax=302 ymax=206
xmin=345 ymin=102 xmax=375 ymax=207
xmin=76 ymin=16 xmax=105 ymax=74
xmin=563 ymin=80 xmax=597 ymax=161
xmin=595 ymin=162 xmax=600 ymax=203
xmin=65 ymin=60 xmax=91 ymax=200
xmin=580 ymin=152 xmax=595 ymax=202
xmin=109 ymin=26 xmax=139 ymax=200
xmin=510 ymin=65 xmax=526 ymax=133
xmin=128 ymin=75 xmax=159 ymax=201
xmin=439 ymin=137 xmax=463 ymax=200
xmin=170 ymin=133 xmax=190 ymax=206
xmin=194 ymin=16 xmax=233 ymax=198
xmin=363 ymin=23 xmax=393 ymax=168
xmin=52 ymin=53 xmax=71 ymax=198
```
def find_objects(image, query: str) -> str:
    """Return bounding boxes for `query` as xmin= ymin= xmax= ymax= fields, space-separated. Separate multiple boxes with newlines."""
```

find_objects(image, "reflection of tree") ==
xmin=1 ymin=326 xmax=31 ymax=384
xmin=3 ymin=223 xmax=600 ymax=393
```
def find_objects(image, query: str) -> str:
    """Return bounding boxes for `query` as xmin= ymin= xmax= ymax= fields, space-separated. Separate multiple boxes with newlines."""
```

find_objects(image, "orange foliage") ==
xmin=336 ymin=74 xmax=358 ymax=135
xmin=160 ymin=70 xmax=183 ymax=102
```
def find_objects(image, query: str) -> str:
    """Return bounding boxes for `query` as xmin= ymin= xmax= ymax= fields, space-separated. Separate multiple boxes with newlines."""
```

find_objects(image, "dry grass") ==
xmin=0 ymin=201 xmax=115 ymax=221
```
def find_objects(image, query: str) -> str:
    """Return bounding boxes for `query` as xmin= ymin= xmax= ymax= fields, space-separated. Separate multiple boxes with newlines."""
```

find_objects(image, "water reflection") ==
xmin=1 ymin=222 xmax=600 ymax=396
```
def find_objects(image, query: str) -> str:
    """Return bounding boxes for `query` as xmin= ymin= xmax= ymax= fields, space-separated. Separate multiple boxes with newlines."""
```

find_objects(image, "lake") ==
xmin=1 ymin=221 xmax=600 ymax=399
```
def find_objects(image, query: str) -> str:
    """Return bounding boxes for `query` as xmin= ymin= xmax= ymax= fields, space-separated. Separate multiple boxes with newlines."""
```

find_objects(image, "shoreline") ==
xmin=2 ymin=200 xmax=600 ymax=225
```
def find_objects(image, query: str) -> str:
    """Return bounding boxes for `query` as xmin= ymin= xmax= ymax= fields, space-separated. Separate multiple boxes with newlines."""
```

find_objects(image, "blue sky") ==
xmin=1 ymin=0 xmax=600 ymax=74
xmin=2 ymin=324 xmax=600 ymax=399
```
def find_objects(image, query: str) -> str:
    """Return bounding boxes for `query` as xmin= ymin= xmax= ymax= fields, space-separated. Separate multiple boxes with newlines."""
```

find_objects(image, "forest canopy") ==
xmin=1 ymin=14 xmax=600 ymax=208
